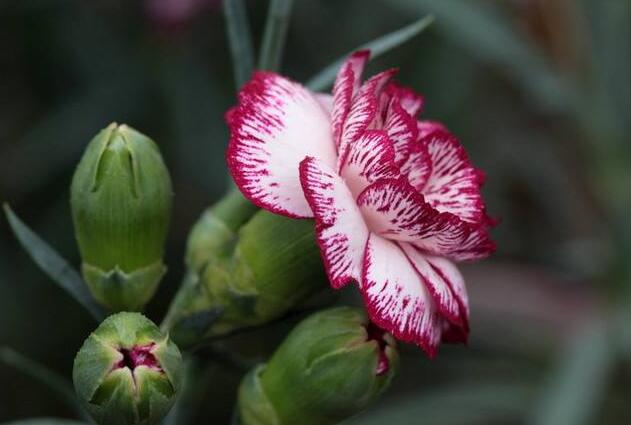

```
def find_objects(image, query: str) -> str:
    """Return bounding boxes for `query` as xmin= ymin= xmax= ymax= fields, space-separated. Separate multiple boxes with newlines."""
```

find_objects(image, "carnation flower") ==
xmin=226 ymin=50 xmax=496 ymax=356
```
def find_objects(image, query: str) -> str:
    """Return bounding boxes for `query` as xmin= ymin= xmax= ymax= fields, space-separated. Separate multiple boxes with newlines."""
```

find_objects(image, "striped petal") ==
xmin=361 ymin=234 xmax=442 ymax=356
xmin=299 ymin=156 xmax=368 ymax=288
xmin=400 ymin=141 xmax=432 ymax=191
xmin=331 ymin=50 xmax=370 ymax=150
xmin=386 ymin=82 xmax=425 ymax=117
xmin=400 ymin=244 xmax=468 ymax=330
xmin=337 ymin=70 xmax=397 ymax=169
xmin=357 ymin=178 xmax=468 ymax=247
xmin=227 ymin=72 xmax=337 ymax=218
xmin=339 ymin=130 xmax=399 ymax=197
xmin=419 ymin=129 xmax=486 ymax=224
xmin=385 ymin=94 xmax=419 ymax=166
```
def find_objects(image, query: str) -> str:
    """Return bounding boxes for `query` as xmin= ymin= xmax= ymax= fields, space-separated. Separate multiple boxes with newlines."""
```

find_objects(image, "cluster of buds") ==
xmin=71 ymin=123 xmax=172 ymax=312
xmin=237 ymin=307 xmax=398 ymax=425
xmin=162 ymin=191 xmax=328 ymax=348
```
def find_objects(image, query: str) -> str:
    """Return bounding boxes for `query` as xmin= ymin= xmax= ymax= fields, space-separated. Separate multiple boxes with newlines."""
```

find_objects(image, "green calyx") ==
xmin=237 ymin=307 xmax=399 ymax=425
xmin=71 ymin=123 xmax=172 ymax=311
xmin=73 ymin=312 xmax=182 ymax=425
xmin=163 ymin=192 xmax=327 ymax=348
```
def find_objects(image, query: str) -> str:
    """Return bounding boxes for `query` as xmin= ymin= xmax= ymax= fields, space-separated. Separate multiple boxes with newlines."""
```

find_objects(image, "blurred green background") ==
xmin=1 ymin=0 xmax=630 ymax=424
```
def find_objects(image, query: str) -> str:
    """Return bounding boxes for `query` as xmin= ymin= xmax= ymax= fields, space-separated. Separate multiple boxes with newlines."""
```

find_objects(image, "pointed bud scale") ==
xmin=163 ymin=192 xmax=327 ymax=348
xmin=73 ymin=312 xmax=183 ymax=425
xmin=237 ymin=307 xmax=398 ymax=425
xmin=71 ymin=123 xmax=173 ymax=311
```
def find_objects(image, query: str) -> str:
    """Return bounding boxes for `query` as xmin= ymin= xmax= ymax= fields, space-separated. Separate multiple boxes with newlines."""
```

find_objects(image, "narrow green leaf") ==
xmin=0 ymin=347 xmax=92 ymax=423
xmin=3 ymin=204 xmax=106 ymax=321
xmin=258 ymin=0 xmax=294 ymax=71
xmin=306 ymin=15 xmax=435 ymax=92
xmin=528 ymin=319 xmax=613 ymax=425
xmin=223 ymin=0 xmax=256 ymax=88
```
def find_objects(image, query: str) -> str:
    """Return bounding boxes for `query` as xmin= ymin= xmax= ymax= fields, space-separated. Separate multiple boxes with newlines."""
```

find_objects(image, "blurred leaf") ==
xmin=345 ymin=383 xmax=532 ymax=425
xmin=306 ymin=15 xmax=435 ymax=91
xmin=223 ymin=0 xmax=256 ymax=88
xmin=386 ymin=0 xmax=573 ymax=113
xmin=528 ymin=318 xmax=613 ymax=425
xmin=258 ymin=0 xmax=294 ymax=71
xmin=3 ymin=204 xmax=106 ymax=322
xmin=0 ymin=347 xmax=90 ymax=422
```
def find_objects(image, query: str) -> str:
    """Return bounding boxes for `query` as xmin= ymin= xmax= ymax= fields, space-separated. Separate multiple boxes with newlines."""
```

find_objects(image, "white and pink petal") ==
xmin=227 ymin=72 xmax=337 ymax=218
xmin=420 ymin=129 xmax=486 ymax=224
xmin=400 ymin=243 xmax=466 ymax=329
xmin=331 ymin=50 xmax=370 ymax=149
xmin=384 ymin=95 xmax=419 ymax=166
xmin=339 ymin=130 xmax=399 ymax=197
xmin=361 ymin=234 xmax=442 ymax=356
xmin=299 ymin=156 xmax=369 ymax=289
xmin=337 ymin=69 xmax=397 ymax=168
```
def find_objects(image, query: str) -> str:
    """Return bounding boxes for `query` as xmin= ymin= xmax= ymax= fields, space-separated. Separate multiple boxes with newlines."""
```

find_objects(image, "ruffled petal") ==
xmin=361 ymin=234 xmax=442 ymax=356
xmin=384 ymin=93 xmax=419 ymax=166
xmin=357 ymin=178 xmax=468 ymax=246
xmin=299 ymin=156 xmax=369 ymax=288
xmin=417 ymin=120 xmax=446 ymax=139
xmin=337 ymin=69 xmax=397 ymax=169
xmin=400 ymin=141 xmax=432 ymax=191
xmin=400 ymin=244 xmax=466 ymax=329
xmin=386 ymin=82 xmax=425 ymax=117
xmin=339 ymin=130 xmax=399 ymax=197
xmin=448 ymin=225 xmax=496 ymax=261
xmin=227 ymin=72 xmax=338 ymax=218
xmin=426 ymin=255 xmax=470 ymax=329
xmin=331 ymin=50 xmax=370 ymax=150
xmin=418 ymin=129 xmax=486 ymax=224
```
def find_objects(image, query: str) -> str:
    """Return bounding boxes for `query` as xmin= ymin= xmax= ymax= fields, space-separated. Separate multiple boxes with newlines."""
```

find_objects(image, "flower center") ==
xmin=365 ymin=322 xmax=390 ymax=376
xmin=116 ymin=343 xmax=160 ymax=371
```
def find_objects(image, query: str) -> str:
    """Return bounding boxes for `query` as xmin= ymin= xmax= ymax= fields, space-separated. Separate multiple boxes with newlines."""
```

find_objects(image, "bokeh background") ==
xmin=1 ymin=0 xmax=630 ymax=424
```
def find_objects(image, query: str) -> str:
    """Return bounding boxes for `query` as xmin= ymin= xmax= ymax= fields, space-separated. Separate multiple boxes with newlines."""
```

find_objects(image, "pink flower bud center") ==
xmin=116 ymin=343 xmax=160 ymax=371
xmin=365 ymin=322 xmax=390 ymax=376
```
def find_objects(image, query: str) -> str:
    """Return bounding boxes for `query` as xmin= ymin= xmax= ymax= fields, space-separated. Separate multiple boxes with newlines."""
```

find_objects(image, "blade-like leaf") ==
xmin=223 ymin=0 xmax=256 ymax=88
xmin=306 ymin=15 xmax=435 ymax=91
xmin=258 ymin=0 xmax=294 ymax=71
xmin=528 ymin=319 xmax=613 ymax=425
xmin=0 ymin=347 xmax=91 ymax=422
xmin=3 ymin=204 xmax=106 ymax=321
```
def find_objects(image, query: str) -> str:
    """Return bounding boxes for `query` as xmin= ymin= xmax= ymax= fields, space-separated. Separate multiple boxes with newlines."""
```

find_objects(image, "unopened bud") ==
xmin=71 ymin=123 xmax=173 ymax=311
xmin=238 ymin=307 xmax=398 ymax=425
xmin=73 ymin=312 xmax=182 ymax=425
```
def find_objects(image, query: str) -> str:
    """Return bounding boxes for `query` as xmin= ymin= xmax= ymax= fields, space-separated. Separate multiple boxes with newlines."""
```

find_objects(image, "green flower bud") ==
xmin=162 ymin=191 xmax=327 ymax=348
xmin=237 ymin=307 xmax=398 ymax=425
xmin=71 ymin=123 xmax=173 ymax=311
xmin=73 ymin=312 xmax=182 ymax=425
